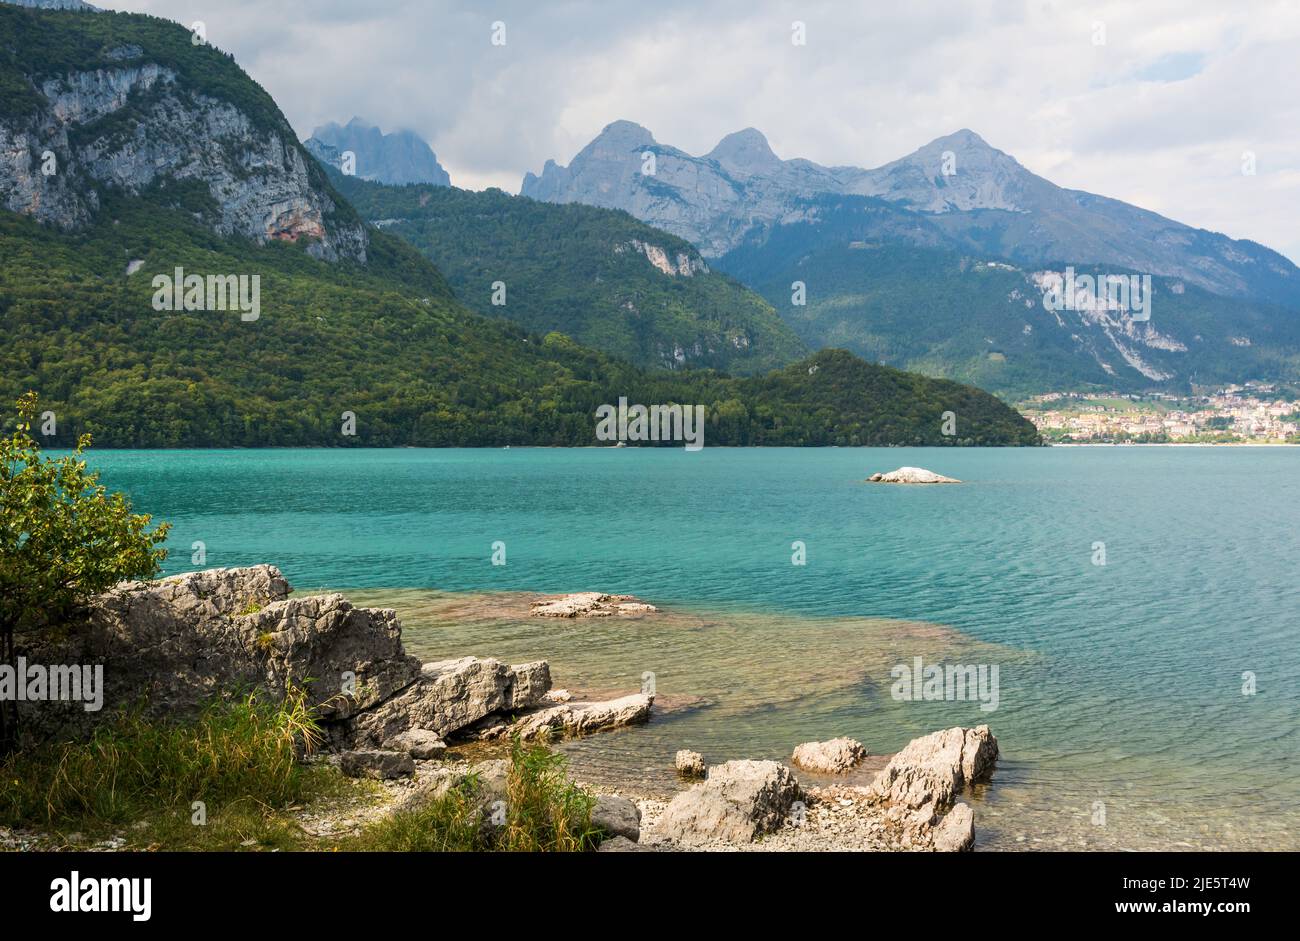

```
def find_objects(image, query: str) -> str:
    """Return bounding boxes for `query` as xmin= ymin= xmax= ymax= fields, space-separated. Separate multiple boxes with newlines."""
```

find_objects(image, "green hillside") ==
xmin=0 ymin=5 xmax=1036 ymax=448
xmin=330 ymin=174 xmax=807 ymax=375
xmin=719 ymin=196 xmax=1300 ymax=398
xmin=0 ymin=191 xmax=1036 ymax=447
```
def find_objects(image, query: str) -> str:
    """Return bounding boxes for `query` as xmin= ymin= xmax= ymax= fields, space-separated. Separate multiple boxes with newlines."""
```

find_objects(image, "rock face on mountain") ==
xmin=0 ymin=7 xmax=366 ymax=261
xmin=523 ymin=121 xmax=1300 ymax=307
xmin=305 ymin=118 xmax=451 ymax=186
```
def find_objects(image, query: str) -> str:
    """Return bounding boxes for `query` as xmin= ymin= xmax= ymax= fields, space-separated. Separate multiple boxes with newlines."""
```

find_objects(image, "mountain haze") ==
xmin=305 ymin=117 xmax=452 ymax=187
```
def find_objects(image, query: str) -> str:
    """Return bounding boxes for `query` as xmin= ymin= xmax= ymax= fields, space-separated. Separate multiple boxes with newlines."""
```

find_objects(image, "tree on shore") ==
xmin=0 ymin=393 xmax=169 ymax=755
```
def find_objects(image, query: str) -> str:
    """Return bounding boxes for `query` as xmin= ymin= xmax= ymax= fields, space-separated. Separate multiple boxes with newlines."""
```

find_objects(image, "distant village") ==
xmin=1021 ymin=383 xmax=1300 ymax=443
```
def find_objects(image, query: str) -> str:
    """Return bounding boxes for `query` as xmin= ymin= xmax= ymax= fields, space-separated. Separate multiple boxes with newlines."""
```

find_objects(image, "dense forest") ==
xmin=331 ymin=173 xmax=806 ymax=375
xmin=0 ymin=195 xmax=1037 ymax=447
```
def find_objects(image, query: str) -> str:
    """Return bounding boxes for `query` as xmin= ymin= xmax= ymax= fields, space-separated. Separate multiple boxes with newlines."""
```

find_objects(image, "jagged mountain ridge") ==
xmin=523 ymin=121 xmax=1300 ymax=309
xmin=305 ymin=117 xmax=452 ymax=186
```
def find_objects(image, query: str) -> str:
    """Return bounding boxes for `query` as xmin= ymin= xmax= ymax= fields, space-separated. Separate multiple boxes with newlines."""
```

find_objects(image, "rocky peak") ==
xmin=854 ymin=129 xmax=1048 ymax=213
xmin=707 ymin=127 xmax=782 ymax=177
xmin=305 ymin=117 xmax=451 ymax=186
xmin=519 ymin=122 xmax=1056 ymax=252
xmin=521 ymin=120 xmax=846 ymax=256
xmin=590 ymin=118 xmax=657 ymax=151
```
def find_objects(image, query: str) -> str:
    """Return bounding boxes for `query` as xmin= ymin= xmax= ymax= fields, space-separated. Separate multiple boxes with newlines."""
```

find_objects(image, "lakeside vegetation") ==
xmin=0 ymin=692 xmax=600 ymax=852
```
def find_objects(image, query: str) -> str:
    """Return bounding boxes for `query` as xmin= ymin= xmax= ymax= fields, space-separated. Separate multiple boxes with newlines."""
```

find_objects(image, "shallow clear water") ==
xmin=81 ymin=446 xmax=1300 ymax=850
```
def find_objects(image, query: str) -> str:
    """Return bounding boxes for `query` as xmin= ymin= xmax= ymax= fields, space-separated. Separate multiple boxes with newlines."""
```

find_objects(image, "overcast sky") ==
xmin=105 ymin=0 xmax=1300 ymax=263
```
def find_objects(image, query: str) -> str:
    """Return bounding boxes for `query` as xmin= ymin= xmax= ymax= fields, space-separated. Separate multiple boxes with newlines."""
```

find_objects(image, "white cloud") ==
xmin=103 ymin=0 xmax=1300 ymax=261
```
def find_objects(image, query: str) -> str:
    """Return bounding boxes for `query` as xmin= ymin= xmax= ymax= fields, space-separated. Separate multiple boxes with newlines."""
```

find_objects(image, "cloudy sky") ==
xmin=106 ymin=0 xmax=1300 ymax=262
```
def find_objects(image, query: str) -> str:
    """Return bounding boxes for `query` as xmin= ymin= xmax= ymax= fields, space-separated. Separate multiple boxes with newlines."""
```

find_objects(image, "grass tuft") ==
xmin=0 ymin=686 xmax=323 ymax=834
xmin=350 ymin=736 xmax=599 ymax=852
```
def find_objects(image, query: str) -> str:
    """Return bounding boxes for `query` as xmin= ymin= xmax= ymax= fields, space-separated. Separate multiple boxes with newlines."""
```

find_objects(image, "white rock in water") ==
xmin=870 ymin=725 xmax=998 ymax=809
xmin=510 ymin=693 xmax=654 ymax=740
xmin=791 ymin=737 xmax=868 ymax=773
xmin=931 ymin=802 xmax=976 ymax=852
xmin=529 ymin=592 xmax=659 ymax=617
xmin=675 ymin=749 xmax=707 ymax=778
xmin=867 ymin=466 xmax=961 ymax=484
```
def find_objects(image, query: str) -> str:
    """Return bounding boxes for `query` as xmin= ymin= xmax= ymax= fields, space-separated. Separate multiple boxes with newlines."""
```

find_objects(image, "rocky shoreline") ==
xmin=11 ymin=568 xmax=999 ymax=852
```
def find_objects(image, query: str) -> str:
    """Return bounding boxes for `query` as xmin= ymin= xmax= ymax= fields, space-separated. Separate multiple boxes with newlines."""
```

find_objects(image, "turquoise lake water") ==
xmin=80 ymin=446 xmax=1300 ymax=850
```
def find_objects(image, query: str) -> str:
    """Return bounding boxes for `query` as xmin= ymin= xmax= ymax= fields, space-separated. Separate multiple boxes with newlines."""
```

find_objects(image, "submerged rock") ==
xmin=529 ymin=592 xmax=659 ymax=617
xmin=870 ymin=725 xmax=998 ymax=809
xmin=791 ymin=737 xmax=868 ymax=774
xmin=867 ymin=466 xmax=961 ymax=484
xmin=931 ymin=801 xmax=976 ymax=852
xmin=675 ymin=749 xmax=708 ymax=778
xmin=655 ymin=760 xmax=801 ymax=846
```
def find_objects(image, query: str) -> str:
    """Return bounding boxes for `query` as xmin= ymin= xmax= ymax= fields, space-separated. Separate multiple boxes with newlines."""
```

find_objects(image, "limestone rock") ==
xmin=510 ymin=693 xmax=653 ymax=740
xmin=241 ymin=592 xmax=418 ymax=719
xmin=867 ymin=467 xmax=961 ymax=484
xmin=16 ymin=566 xmax=417 ymax=737
xmin=791 ymin=737 xmax=868 ymax=774
xmin=592 ymin=795 xmax=641 ymax=842
xmin=385 ymin=728 xmax=447 ymax=759
xmin=597 ymin=835 xmax=651 ymax=852
xmin=392 ymin=767 xmax=464 ymax=812
xmin=340 ymin=749 xmax=414 ymax=780
xmin=931 ymin=802 xmax=975 ymax=852
xmin=468 ymin=759 xmax=510 ymax=810
xmin=346 ymin=656 xmax=550 ymax=746
xmin=656 ymin=760 xmax=801 ymax=846
xmin=1 ymin=59 xmax=366 ymax=260
xmin=529 ymin=592 xmax=658 ymax=618
xmin=675 ymin=749 xmax=707 ymax=778
xmin=870 ymin=725 xmax=998 ymax=809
